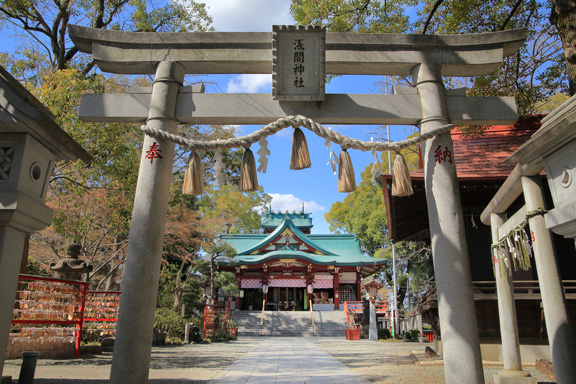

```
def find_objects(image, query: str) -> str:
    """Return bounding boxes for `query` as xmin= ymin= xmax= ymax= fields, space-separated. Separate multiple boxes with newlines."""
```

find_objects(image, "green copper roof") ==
xmin=218 ymin=216 xmax=385 ymax=268
xmin=261 ymin=211 xmax=313 ymax=228
xmin=236 ymin=216 xmax=334 ymax=256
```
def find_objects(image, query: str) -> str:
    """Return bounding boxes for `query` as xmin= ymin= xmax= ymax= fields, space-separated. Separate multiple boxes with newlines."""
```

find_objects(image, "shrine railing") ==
xmin=344 ymin=301 xmax=390 ymax=330
xmin=471 ymin=280 xmax=576 ymax=300
xmin=422 ymin=330 xmax=436 ymax=342
xmin=10 ymin=275 xmax=123 ymax=359
xmin=343 ymin=301 xmax=362 ymax=330
xmin=375 ymin=301 xmax=390 ymax=313
xmin=421 ymin=280 xmax=576 ymax=302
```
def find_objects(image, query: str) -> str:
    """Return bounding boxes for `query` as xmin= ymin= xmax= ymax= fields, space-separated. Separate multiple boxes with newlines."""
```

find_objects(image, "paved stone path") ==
xmin=1 ymin=337 xmax=556 ymax=383
xmin=209 ymin=338 xmax=368 ymax=384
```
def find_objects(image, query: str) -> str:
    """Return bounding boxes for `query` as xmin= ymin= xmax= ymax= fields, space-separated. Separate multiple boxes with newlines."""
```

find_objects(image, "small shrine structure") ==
xmin=218 ymin=209 xmax=383 ymax=312
xmin=481 ymin=95 xmax=576 ymax=384
xmin=383 ymin=116 xmax=576 ymax=383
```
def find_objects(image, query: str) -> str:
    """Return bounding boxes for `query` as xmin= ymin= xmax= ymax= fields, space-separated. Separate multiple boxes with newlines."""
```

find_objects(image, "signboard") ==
xmin=272 ymin=25 xmax=326 ymax=101
xmin=203 ymin=305 xmax=216 ymax=337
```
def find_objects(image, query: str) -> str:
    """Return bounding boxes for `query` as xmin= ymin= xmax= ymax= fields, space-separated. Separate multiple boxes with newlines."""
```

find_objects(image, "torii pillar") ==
xmin=490 ymin=213 xmax=536 ymax=384
xmin=413 ymin=62 xmax=484 ymax=383
xmin=109 ymin=61 xmax=184 ymax=384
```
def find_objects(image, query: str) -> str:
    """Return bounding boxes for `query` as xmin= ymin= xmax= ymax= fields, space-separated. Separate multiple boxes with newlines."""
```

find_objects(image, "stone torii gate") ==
xmin=69 ymin=25 xmax=526 ymax=384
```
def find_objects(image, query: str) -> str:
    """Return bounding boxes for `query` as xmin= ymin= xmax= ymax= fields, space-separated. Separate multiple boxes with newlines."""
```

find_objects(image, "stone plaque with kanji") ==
xmin=272 ymin=25 xmax=326 ymax=101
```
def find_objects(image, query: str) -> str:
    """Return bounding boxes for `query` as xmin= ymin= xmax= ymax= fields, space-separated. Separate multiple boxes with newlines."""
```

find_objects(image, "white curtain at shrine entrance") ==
xmin=313 ymin=275 xmax=333 ymax=289
xmin=269 ymin=278 xmax=306 ymax=287
xmin=240 ymin=279 xmax=262 ymax=289
xmin=340 ymin=272 xmax=356 ymax=284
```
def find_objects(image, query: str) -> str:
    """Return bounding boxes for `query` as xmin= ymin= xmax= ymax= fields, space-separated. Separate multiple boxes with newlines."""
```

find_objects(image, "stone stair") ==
xmin=231 ymin=310 xmax=347 ymax=337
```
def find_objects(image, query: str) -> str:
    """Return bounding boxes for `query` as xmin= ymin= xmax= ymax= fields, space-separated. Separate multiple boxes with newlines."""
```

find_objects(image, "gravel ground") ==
xmin=3 ymin=339 xmax=262 ymax=384
xmin=2 ymin=337 xmax=557 ymax=384
xmin=315 ymin=339 xmax=556 ymax=384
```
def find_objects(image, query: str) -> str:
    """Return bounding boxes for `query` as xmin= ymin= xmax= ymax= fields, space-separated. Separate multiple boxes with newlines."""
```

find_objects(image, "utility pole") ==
xmin=387 ymin=125 xmax=399 ymax=338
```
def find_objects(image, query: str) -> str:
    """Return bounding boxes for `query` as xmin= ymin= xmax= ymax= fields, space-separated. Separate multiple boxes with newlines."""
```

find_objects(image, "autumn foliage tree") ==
xmin=0 ymin=0 xmax=216 ymax=293
xmin=22 ymin=69 xmax=139 ymax=287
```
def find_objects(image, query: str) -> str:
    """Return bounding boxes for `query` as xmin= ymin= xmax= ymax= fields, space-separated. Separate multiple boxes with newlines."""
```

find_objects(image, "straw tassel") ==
xmin=290 ymin=127 xmax=312 ymax=170
xmin=239 ymin=146 xmax=258 ymax=192
xmin=338 ymin=149 xmax=356 ymax=193
xmin=182 ymin=151 xmax=204 ymax=195
xmin=392 ymin=152 xmax=414 ymax=197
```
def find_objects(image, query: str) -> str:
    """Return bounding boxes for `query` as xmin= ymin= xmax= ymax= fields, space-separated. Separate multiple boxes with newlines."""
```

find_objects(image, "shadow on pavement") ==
xmin=13 ymin=380 xmax=211 ymax=384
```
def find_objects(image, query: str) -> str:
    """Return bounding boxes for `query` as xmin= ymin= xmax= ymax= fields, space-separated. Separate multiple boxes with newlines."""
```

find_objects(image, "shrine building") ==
xmin=217 ymin=209 xmax=385 ymax=311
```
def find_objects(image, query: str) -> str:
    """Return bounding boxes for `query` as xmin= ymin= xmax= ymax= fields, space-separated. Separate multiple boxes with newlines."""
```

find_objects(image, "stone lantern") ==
xmin=0 ymin=65 xmax=91 ymax=378
xmin=362 ymin=280 xmax=383 ymax=341
xmin=363 ymin=279 xmax=383 ymax=300
xmin=50 ymin=243 xmax=93 ymax=281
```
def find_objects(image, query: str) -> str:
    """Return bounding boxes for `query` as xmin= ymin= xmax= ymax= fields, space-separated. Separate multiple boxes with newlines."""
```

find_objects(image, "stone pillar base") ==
xmin=494 ymin=370 xmax=537 ymax=384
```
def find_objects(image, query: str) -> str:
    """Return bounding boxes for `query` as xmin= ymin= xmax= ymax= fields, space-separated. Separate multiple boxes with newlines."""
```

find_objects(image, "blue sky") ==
xmin=198 ymin=0 xmax=409 ymax=234
xmin=0 ymin=0 xmax=411 ymax=235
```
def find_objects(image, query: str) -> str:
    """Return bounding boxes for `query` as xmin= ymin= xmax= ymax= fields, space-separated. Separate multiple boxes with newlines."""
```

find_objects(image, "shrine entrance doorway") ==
xmin=269 ymin=287 xmax=306 ymax=311
xmin=240 ymin=289 xmax=263 ymax=311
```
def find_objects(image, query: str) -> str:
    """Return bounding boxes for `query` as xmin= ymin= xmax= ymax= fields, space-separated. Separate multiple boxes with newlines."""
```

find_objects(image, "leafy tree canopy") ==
xmin=325 ymin=164 xmax=388 ymax=255
xmin=0 ymin=0 xmax=220 ymax=292
xmin=291 ymin=0 xmax=416 ymax=33
xmin=291 ymin=0 xmax=574 ymax=114
xmin=0 ymin=0 xmax=212 ymax=78
xmin=199 ymin=184 xmax=272 ymax=235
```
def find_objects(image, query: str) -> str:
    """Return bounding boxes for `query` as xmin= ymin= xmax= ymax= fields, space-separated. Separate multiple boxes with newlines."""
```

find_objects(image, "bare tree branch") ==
xmin=500 ymin=0 xmax=523 ymax=30
xmin=94 ymin=0 xmax=106 ymax=28
xmin=102 ymin=0 xmax=130 ymax=29
xmin=49 ymin=176 xmax=90 ymax=190
xmin=421 ymin=0 xmax=444 ymax=35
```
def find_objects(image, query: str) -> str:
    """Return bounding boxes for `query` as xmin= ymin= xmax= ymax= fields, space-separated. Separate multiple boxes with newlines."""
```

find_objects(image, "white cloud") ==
xmin=269 ymin=193 xmax=325 ymax=213
xmin=226 ymin=74 xmax=272 ymax=93
xmin=200 ymin=0 xmax=294 ymax=32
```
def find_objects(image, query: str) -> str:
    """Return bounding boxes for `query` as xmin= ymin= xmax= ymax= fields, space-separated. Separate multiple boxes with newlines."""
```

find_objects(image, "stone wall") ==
xmin=5 ymin=333 xmax=75 ymax=360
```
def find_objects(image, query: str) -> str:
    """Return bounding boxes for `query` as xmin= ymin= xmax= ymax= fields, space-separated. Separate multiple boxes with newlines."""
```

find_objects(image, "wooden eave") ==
xmin=383 ymin=117 xmax=543 ymax=243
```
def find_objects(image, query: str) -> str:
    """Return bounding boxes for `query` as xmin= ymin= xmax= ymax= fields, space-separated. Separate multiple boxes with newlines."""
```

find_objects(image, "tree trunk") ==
xmin=19 ymin=234 xmax=30 ymax=274
xmin=105 ymin=235 xmax=125 ymax=290
xmin=97 ymin=263 xmax=123 ymax=290
xmin=172 ymin=260 xmax=187 ymax=312
xmin=209 ymin=257 xmax=215 ymax=305
xmin=550 ymin=0 xmax=576 ymax=95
